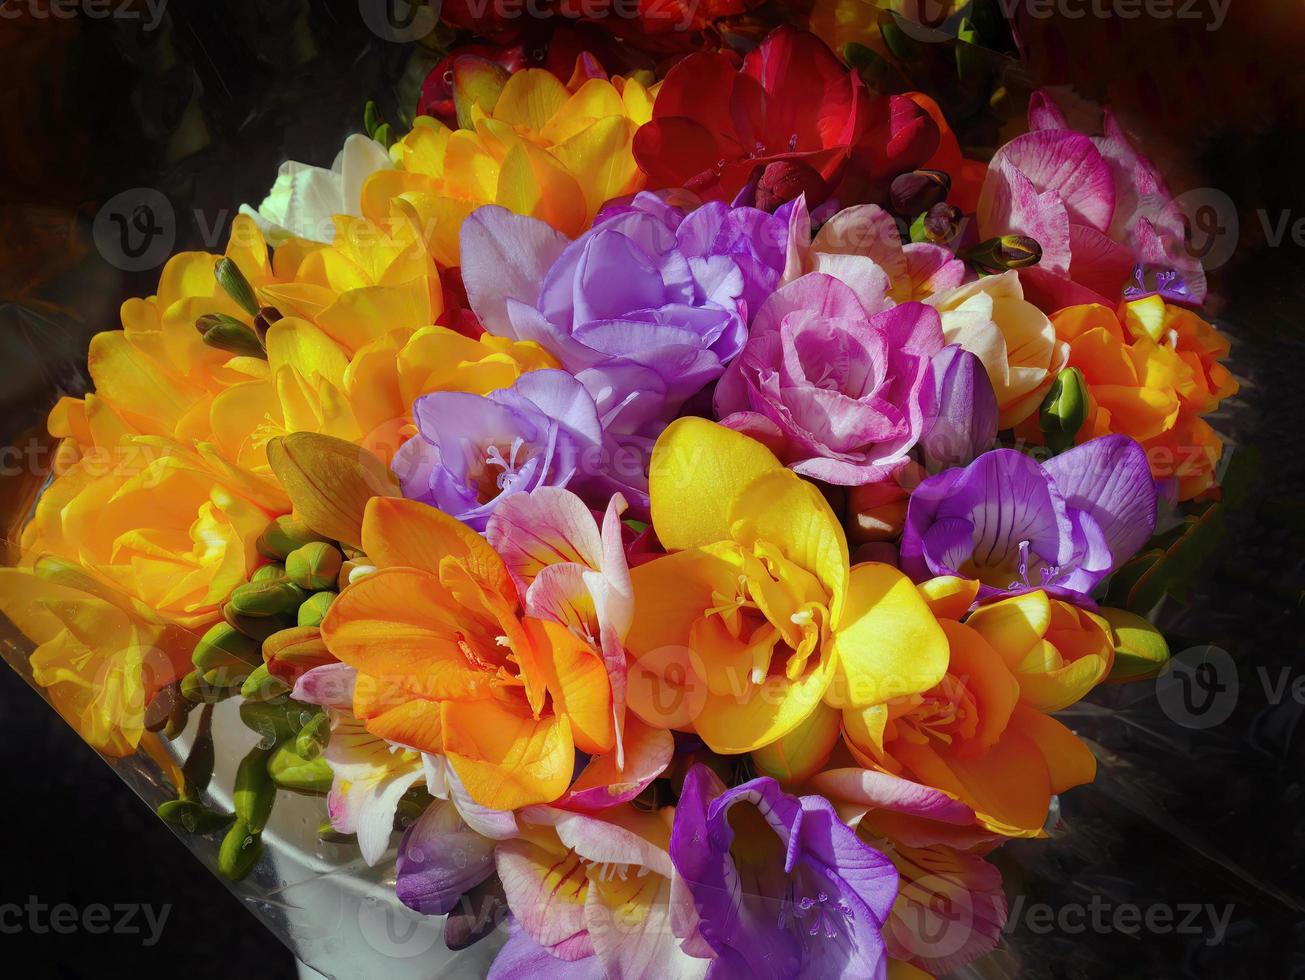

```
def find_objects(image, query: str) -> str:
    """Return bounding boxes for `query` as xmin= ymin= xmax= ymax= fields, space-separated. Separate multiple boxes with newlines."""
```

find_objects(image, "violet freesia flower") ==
xmin=391 ymin=369 xmax=645 ymax=528
xmin=671 ymin=765 xmax=898 ymax=979
xmin=713 ymin=272 xmax=944 ymax=485
xmin=920 ymin=345 xmax=1000 ymax=473
xmin=900 ymin=435 xmax=1158 ymax=604
xmin=459 ymin=192 xmax=787 ymax=439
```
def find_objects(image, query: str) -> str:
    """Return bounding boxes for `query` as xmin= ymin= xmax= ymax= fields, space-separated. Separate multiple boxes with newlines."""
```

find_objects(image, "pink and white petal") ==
xmin=557 ymin=720 xmax=673 ymax=812
xmin=902 ymin=243 xmax=968 ymax=299
xmin=586 ymin=873 xmax=710 ymax=980
xmin=293 ymin=662 xmax=357 ymax=709
xmin=528 ymin=563 xmax=599 ymax=637
xmin=520 ymin=806 xmax=674 ymax=879
xmin=488 ymin=920 xmax=606 ymax=980
xmin=1067 ymin=223 xmax=1135 ymax=302
xmin=978 ymin=157 xmax=1073 ymax=275
xmin=488 ymin=487 xmax=604 ymax=590
xmin=989 ymin=131 xmax=1115 ymax=233
xmin=812 ymin=203 xmax=907 ymax=284
xmin=496 ymin=837 xmax=594 ymax=956
xmin=1026 ymin=89 xmax=1070 ymax=131
xmin=809 ymin=252 xmax=893 ymax=314
xmin=753 ymin=272 xmax=867 ymax=336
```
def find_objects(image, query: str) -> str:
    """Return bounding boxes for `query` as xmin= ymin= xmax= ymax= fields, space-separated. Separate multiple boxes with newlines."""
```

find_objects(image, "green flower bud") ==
xmin=239 ymin=664 xmax=291 ymax=702
xmin=234 ymin=744 xmax=278 ymax=834
xmin=214 ymin=257 xmax=260 ymax=317
xmin=294 ymin=711 xmax=331 ymax=759
xmin=157 ymin=799 xmax=235 ymax=835
xmin=257 ymin=515 xmax=331 ymax=560
xmin=143 ymin=682 xmax=185 ymax=734
xmin=218 ymin=820 xmax=262 ymax=881
xmin=195 ymin=313 xmax=265 ymax=358
xmin=222 ymin=605 xmax=296 ymax=642
xmin=228 ymin=579 xmax=308 ymax=618
xmin=239 ymin=699 xmax=321 ymax=746
xmin=286 ymin=541 xmax=343 ymax=591
xmin=1039 ymin=367 xmax=1089 ymax=455
xmin=251 ymin=562 xmax=288 ymax=583
xmin=1101 ymin=607 xmax=1172 ymax=682
xmin=193 ymin=622 xmax=263 ymax=672
xmin=179 ymin=668 xmax=233 ymax=704
xmin=268 ymin=741 xmax=333 ymax=793
xmin=296 ymin=590 xmax=337 ymax=628
xmin=963 ymin=234 xmax=1043 ymax=273
xmin=180 ymin=704 xmax=216 ymax=801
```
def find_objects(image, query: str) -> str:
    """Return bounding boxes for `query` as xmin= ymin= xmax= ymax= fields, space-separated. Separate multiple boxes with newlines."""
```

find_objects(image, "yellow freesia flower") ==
xmin=361 ymin=69 xmax=656 ymax=265
xmin=625 ymin=418 xmax=948 ymax=754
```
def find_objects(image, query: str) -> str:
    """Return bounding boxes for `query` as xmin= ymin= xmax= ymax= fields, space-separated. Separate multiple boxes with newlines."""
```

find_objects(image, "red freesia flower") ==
xmin=633 ymin=27 xmax=938 ymax=209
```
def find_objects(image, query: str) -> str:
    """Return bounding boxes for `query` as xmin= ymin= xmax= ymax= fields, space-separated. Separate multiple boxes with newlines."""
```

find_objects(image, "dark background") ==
xmin=2 ymin=1 xmax=1304 ymax=978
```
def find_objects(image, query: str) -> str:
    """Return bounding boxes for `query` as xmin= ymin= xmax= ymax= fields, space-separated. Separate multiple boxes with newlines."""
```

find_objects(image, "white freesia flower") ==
xmin=239 ymin=133 xmax=393 ymax=245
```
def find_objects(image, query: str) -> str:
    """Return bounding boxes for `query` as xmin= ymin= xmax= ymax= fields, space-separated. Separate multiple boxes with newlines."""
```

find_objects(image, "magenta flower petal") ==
xmin=920 ymin=345 xmax=999 ymax=472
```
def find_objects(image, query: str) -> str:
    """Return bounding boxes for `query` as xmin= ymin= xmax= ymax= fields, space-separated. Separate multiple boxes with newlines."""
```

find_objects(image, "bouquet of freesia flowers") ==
xmin=0 ymin=10 xmax=1239 ymax=979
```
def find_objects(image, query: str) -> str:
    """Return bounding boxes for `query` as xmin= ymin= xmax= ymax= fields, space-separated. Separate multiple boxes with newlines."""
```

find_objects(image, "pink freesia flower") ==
xmin=1028 ymin=88 xmax=1207 ymax=306
xmin=486 ymin=488 xmax=636 ymax=764
xmin=714 ymin=272 xmax=944 ymax=485
xmin=978 ymin=89 xmax=1207 ymax=313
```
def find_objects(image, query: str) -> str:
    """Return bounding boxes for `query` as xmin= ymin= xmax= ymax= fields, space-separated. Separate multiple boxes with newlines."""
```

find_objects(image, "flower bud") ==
xmin=755 ymin=160 xmax=828 ymax=213
xmin=286 ymin=542 xmax=343 ymax=592
xmin=890 ymin=169 xmax=951 ymax=217
xmin=157 ymin=799 xmax=235 ymax=835
xmin=963 ymin=234 xmax=1043 ymax=273
xmin=195 ymin=313 xmax=265 ymax=359
xmin=262 ymin=625 xmax=336 ymax=684
xmin=268 ymin=741 xmax=333 ymax=793
xmin=218 ymin=820 xmax=262 ymax=881
xmin=921 ymin=345 xmax=999 ymax=472
xmin=228 ymin=579 xmax=308 ymax=618
xmin=1100 ymin=607 xmax=1171 ymax=682
xmin=1039 ymin=366 xmax=1089 ymax=454
xmin=193 ymin=622 xmax=263 ymax=673
xmin=297 ymin=590 xmax=337 ymax=628
xmin=239 ymin=699 xmax=322 ymax=746
xmin=910 ymin=202 xmax=962 ymax=245
xmin=179 ymin=668 xmax=235 ymax=704
xmin=251 ymin=562 xmax=287 ymax=584
xmin=234 ymin=744 xmax=278 ymax=834
xmin=847 ymin=478 xmax=914 ymax=544
xmin=222 ymin=605 xmax=296 ymax=642
xmin=239 ymin=663 xmax=291 ymax=702
xmin=256 ymin=515 xmax=331 ymax=560
xmin=214 ymin=257 xmax=260 ymax=317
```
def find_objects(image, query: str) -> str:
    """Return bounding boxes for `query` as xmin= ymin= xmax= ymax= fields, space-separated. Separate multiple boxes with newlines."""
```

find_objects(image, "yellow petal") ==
xmin=828 ymin=563 xmax=949 ymax=709
xmin=750 ymin=701 xmax=842 ymax=784
xmin=649 ymin=418 xmax=783 ymax=552
xmin=266 ymin=432 xmax=398 ymax=548
xmin=964 ymin=590 xmax=1051 ymax=670
xmin=915 ymin=576 xmax=979 ymax=621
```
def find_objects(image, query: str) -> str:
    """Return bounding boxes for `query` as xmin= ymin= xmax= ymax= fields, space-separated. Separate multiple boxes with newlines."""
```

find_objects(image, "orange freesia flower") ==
xmin=1045 ymin=296 xmax=1238 ymax=499
xmin=841 ymin=577 xmax=1101 ymax=837
xmin=320 ymin=496 xmax=614 ymax=810
xmin=361 ymin=68 xmax=656 ymax=266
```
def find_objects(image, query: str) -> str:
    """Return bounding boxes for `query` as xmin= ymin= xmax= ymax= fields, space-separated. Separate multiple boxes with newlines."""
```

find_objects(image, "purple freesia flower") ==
xmin=900 ymin=435 xmax=1158 ymax=603
xmin=671 ymin=765 xmax=898 ymax=979
xmin=460 ymin=193 xmax=786 ymax=439
xmin=392 ymin=369 xmax=645 ymax=528
xmin=920 ymin=345 xmax=999 ymax=473
xmin=713 ymin=272 xmax=944 ymax=485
